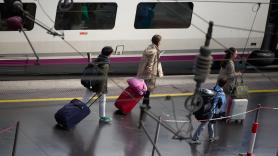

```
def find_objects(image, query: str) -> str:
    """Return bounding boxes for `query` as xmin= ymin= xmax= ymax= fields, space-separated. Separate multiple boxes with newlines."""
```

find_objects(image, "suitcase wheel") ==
xmin=225 ymin=119 xmax=244 ymax=124
xmin=226 ymin=119 xmax=231 ymax=124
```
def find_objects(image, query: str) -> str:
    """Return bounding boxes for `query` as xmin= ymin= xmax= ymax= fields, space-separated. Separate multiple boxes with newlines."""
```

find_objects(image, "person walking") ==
xmin=218 ymin=47 xmax=240 ymax=116
xmin=190 ymin=79 xmax=227 ymax=144
xmin=137 ymin=34 xmax=164 ymax=109
xmin=82 ymin=46 xmax=113 ymax=123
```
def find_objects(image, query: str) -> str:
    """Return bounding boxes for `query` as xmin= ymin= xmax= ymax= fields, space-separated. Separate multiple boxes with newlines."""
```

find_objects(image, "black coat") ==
xmin=94 ymin=55 xmax=110 ymax=94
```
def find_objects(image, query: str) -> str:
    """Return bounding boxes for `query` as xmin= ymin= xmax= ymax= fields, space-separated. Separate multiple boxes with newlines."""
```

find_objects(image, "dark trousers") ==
xmin=142 ymin=90 xmax=150 ymax=105
xmin=192 ymin=113 xmax=215 ymax=141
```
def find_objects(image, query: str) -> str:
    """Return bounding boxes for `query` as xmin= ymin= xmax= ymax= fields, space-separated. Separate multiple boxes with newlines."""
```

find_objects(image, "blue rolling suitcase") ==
xmin=55 ymin=94 xmax=99 ymax=129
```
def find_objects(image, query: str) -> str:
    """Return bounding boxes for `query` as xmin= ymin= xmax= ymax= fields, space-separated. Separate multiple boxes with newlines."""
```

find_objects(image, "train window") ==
xmin=134 ymin=2 xmax=193 ymax=29
xmin=55 ymin=3 xmax=117 ymax=30
xmin=0 ymin=3 xmax=36 ymax=31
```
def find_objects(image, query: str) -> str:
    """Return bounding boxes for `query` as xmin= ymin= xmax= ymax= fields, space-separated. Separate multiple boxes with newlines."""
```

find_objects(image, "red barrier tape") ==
xmin=0 ymin=124 xmax=16 ymax=134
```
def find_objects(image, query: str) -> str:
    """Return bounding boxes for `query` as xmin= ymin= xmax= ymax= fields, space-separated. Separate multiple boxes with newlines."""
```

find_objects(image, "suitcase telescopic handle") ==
xmin=87 ymin=94 xmax=100 ymax=107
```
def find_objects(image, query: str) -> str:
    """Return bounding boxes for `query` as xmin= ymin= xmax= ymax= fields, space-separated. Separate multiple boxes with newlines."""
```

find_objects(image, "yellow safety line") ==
xmin=0 ymin=89 xmax=278 ymax=103
xmin=248 ymin=89 xmax=278 ymax=93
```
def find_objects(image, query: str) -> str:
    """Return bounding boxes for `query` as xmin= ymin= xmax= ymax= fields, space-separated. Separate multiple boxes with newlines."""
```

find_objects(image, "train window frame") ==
xmin=54 ymin=2 xmax=118 ymax=30
xmin=0 ymin=3 xmax=37 ymax=31
xmin=134 ymin=2 xmax=193 ymax=29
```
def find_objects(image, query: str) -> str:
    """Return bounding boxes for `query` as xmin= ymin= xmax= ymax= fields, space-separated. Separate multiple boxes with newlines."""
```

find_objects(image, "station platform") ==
xmin=0 ymin=73 xmax=278 ymax=156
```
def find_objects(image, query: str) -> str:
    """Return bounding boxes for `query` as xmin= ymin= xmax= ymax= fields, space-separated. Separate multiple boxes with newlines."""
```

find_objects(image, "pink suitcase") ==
xmin=127 ymin=77 xmax=147 ymax=96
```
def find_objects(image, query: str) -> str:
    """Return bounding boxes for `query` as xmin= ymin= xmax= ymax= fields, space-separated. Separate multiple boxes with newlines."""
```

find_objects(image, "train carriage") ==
xmin=0 ymin=0 xmax=275 ymax=74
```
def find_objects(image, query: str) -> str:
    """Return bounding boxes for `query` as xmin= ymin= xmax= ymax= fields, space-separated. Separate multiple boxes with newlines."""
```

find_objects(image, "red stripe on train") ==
xmin=0 ymin=54 xmax=247 ymax=66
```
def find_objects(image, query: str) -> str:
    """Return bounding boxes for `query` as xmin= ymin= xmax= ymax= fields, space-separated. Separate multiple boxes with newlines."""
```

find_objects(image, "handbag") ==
xmin=232 ymin=76 xmax=248 ymax=99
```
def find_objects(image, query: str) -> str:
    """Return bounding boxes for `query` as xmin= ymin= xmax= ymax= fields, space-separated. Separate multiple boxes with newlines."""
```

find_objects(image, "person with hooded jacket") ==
xmin=137 ymin=34 xmax=164 ymax=109
xmin=190 ymin=79 xmax=227 ymax=144
xmin=82 ymin=46 xmax=113 ymax=123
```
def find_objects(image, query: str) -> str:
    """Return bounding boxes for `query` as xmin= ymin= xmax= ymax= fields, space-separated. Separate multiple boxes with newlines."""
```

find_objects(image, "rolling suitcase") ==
xmin=114 ymin=86 xmax=143 ymax=114
xmin=227 ymin=98 xmax=248 ymax=123
xmin=55 ymin=94 xmax=99 ymax=129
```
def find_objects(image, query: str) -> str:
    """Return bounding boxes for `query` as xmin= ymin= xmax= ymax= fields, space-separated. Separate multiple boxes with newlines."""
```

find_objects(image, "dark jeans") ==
xmin=142 ymin=90 xmax=150 ymax=105
xmin=192 ymin=113 xmax=214 ymax=141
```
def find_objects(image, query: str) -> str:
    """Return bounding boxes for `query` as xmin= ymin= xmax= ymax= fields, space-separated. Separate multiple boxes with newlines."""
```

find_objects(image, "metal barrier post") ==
xmin=247 ymin=104 xmax=261 ymax=156
xmin=12 ymin=121 xmax=20 ymax=156
xmin=140 ymin=121 xmax=162 ymax=156
xmin=152 ymin=116 xmax=161 ymax=156
xmin=144 ymin=110 xmax=185 ymax=139
xmin=138 ymin=105 xmax=147 ymax=129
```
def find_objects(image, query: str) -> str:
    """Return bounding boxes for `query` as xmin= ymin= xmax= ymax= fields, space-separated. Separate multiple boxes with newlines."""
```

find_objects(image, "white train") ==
xmin=0 ymin=0 xmax=274 ymax=74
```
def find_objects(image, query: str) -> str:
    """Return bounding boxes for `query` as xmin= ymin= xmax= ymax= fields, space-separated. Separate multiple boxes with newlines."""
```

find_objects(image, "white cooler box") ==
xmin=229 ymin=99 xmax=248 ymax=121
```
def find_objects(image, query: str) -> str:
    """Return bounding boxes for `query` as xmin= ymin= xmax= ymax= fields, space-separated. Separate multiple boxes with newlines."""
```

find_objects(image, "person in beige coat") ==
xmin=218 ymin=47 xmax=239 ymax=94
xmin=217 ymin=47 xmax=241 ymax=116
xmin=137 ymin=34 xmax=163 ymax=109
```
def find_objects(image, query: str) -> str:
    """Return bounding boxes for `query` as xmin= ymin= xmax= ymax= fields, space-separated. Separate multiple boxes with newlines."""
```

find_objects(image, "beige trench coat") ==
xmin=137 ymin=44 xmax=163 ymax=91
xmin=218 ymin=60 xmax=236 ymax=94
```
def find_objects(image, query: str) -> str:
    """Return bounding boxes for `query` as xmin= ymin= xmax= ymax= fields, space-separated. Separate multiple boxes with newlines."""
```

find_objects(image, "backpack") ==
xmin=193 ymin=97 xmax=213 ymax=120
xmin=81 ymin=63 xmax=103 ymax=92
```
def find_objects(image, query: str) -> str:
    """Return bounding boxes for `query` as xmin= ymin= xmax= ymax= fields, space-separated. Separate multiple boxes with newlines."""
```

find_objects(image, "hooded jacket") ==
xmin=94 ymin=54 xmax=110 ymax=94
xmin=218 ymin=60 xmax=236 ymax=94
xmin=212 ymin=84 xmax=226 ymax=114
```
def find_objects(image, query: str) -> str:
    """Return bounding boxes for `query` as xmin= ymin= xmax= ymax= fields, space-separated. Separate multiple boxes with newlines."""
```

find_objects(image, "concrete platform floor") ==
xmin=0 ymin=73 xmax=278 ymax=156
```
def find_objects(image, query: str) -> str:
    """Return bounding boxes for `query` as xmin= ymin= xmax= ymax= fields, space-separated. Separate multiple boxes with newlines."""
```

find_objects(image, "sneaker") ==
xmin=114 ymin=109 xmax=126 ymax=115
xmin=146 ymin=104 xmax=151 ymax=110
xmin=99 ymin=116 xmax=112 ymax=123
xmin=208 ymin=137 xmax=217 ymax=143
xmin=219 ymin=112 xmax=226 ymax=117
xmin=140 ymin=103 xmax=151 ymax=110
xmin=189 ymin=139 xmax=201 ymax=144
